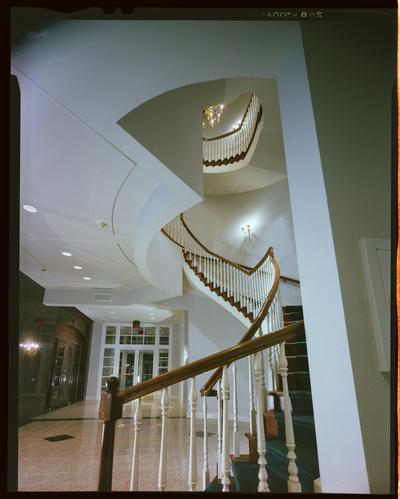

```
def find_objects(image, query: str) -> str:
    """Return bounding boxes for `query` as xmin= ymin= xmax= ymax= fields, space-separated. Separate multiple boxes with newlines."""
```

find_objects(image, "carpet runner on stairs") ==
xmin=205 ymin=304 xmax=319 ymax=493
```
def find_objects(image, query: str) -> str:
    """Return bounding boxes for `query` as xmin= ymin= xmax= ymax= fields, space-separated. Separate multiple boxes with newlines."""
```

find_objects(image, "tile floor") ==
xmin=18 ymin=398 xmax=250 ymax=491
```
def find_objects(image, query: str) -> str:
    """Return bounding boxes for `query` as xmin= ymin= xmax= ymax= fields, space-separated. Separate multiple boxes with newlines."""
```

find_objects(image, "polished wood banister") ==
xmin=280 ymin=275 xmax=300 ymax=285
xmin=200 ymin=256 xmax=280 ymax=396
xmin=113 ymin=321 xmax=304 ymax=405
xmin=203 ymin=105 xmax=263 ymax=167
xmin=161 ymin=227 xmax=184 ymax=249
xmin=179 ymin=213 xmax=273 ymax=276
xmin=202 ymin=94 xmax=254 ymax=142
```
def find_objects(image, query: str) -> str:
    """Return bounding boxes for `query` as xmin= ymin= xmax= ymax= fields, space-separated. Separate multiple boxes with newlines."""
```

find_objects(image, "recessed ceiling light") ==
xmin=96 ymin=219 xmax=108 ymax=229
xmin=73 ymin=265 xmax=82 ymax=270
xmin=23 ymin=204 xmax=38 ymax=213
xmin=83 ymin=276 xmax=91 ymax=280
xmin=62 ymin=251 xmax=72 ymax=257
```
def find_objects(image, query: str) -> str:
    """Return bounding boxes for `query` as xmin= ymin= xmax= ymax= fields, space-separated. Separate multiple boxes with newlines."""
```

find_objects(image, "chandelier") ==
xmin=202 ymin=104 xmax=224 ymax=128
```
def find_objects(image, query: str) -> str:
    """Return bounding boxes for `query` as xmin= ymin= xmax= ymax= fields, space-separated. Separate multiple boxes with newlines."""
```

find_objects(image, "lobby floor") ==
xmin=18 ymin=398 xmax=250 ymax=491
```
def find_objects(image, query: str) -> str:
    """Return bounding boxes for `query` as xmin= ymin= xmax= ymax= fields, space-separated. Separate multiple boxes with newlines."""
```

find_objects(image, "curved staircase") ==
xmin=95 ymin=213 xmax=319 ymax=494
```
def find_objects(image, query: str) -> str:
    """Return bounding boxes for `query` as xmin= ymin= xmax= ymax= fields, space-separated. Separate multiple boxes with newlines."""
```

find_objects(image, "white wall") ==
xmin=185 ymin=180 xmax=301 ymax=305
xmin=300 ymin=11 xmax=394 ymax=493
xmin=275 ymin=12 xmax=394 ymax=493
xmin=85 ymin=321 xmax=103 ymax=400
xmin=157 ymin=291 xmax=250 ymax=422
xmin=118 ymin=87 xmax=203 ymax=199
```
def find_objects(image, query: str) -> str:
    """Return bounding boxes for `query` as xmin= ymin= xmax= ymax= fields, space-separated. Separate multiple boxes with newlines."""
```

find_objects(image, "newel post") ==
xmin=97 ymin=376 xmax=123 ymax=492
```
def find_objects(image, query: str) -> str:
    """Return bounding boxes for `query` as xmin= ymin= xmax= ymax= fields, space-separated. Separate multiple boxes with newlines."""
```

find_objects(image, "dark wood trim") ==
xmin=202 ymin=94 xmax=254 ymax=142
xmin=114 ymin=321 xmax=303 ymax=405
xmin=161 ymin=227 xmax=184 ymax=249
xmin=200 ymin=255 xmax=280 ymax=396
xmin=56 ymin=324 xmax=85 ymax=343
xmin=179 ymin=213 xmax=273 ymax=276
xmin=203 ymin=105 xmax=263 ymax=167
xmin=280 ymin=275 xmax=300 ymax=285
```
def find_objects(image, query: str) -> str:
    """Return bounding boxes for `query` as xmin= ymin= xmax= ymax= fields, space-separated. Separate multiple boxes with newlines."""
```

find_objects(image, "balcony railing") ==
xmin=203 ymin=94 xmax=263 ymax=170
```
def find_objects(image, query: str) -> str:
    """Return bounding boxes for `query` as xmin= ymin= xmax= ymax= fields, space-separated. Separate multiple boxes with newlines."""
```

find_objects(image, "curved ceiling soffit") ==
xmin=111 ymin=163 xmax=138 ymax=269
xmin=116 ymin=78 xmax=283 ymax=194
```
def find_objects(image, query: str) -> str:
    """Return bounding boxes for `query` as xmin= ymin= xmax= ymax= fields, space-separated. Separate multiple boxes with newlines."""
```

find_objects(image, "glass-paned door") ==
xmin=118 ymin=351 xmax=136 ymax=389
xmin=49 ymin=341 xmax=77 ymax=409
xmin=139 ymin=351 xmax=154 ymax=382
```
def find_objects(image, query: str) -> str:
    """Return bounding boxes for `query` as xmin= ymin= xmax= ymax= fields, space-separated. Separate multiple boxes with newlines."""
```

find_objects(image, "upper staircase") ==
xmin=95 ymin=213 xmax=319 ymax=494
xmin=163 ymin=213 xmax=281 ymax=328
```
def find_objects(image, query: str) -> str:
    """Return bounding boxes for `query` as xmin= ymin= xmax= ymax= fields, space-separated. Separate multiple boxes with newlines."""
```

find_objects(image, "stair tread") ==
xmin=231 ymin=444 xmax=318 ymax=493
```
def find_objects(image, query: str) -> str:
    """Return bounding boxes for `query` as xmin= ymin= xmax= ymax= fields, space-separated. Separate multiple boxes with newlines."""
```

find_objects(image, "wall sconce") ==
xmin=241 ymin=224 xmax=252 ymax=237
xmin=19 ymin=341 xmax=40 ymax=356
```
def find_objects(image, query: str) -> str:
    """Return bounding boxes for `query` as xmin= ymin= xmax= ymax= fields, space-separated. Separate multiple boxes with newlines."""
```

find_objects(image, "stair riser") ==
xmin=274 ymin=417 xmax=317 ymax=446
xmin=287 ymin=356 xmax=309 ymax=372
xmin=283 ymin=313 xmax=304 ymax=323
xmin=282 ymin=305 xmax=303 ymax=314
xmin=288 ymin=394 xmax=314 ymax=415
xmin=284 ymin=342 xmax=307 ymax=356
xmin=287 ymin=373 xmax=311 ymax=391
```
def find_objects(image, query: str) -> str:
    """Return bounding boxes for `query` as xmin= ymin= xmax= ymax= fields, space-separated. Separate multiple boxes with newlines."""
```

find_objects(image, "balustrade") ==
xmin=95 ymin=211 xmax=308 ymax=493
xmin=203 ymin=94 xmax=263 ymax=168
xmin=96 ymin=322 xmax=306 ymax=493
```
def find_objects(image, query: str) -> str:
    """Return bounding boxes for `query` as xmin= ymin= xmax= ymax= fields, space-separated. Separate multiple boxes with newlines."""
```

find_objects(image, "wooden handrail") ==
xmin=280 ymin=275 xmax=300 ymax=285
xmin=200 ymin=255 xmax=280 ymax=396
xmin=113 ymin=321 xmax=304 ymax=405
xmin=202 ymin=94 xmax=254 ymax=142
xmin=179 ymin=213 xmax=273 ymax=276
xmin=203 ymin=105 xmax=263 ymax=168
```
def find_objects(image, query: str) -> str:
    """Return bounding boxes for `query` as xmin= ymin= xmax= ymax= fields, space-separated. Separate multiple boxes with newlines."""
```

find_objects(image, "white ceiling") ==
xmin=13 ymin=18 xmax=292 ymax=322
xmin=76 ymin=303 xmax=173 ymax=323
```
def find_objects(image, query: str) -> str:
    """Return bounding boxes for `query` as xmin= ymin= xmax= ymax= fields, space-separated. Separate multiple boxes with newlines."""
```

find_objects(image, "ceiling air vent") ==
xmin=93 ymin=292 xmax=114 ymax=303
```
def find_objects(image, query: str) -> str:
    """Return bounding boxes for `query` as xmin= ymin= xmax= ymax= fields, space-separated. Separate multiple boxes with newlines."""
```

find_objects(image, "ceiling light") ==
xmin=19 ymin=341 xmax=40 ymax=355
xmin=241 ymin=224 xmax=252 ymax=236
xmin=23 ymin=204 xmax=38 ymax=213
xmin=62 ymin=251 xmax=72 ymax=257
xmin=202 ymin=104 xmax=224 ymax=128
xmin=96 ymin=219 xmax=108 ymax=229
xmin=83 ymin=276 xmax=91 ymax=280
xmin=73 ymin=265 xmax=82 ymax=270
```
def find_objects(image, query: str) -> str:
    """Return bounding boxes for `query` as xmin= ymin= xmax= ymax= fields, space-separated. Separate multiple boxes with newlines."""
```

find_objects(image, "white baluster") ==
xmin=269 ymin=347 xmax=276 ymax=392
xmin=279 ymin=343 xmax=302 ymax=492
xmin=233 ymin=268 xmax=236 ymax=302
xmin=221 ymin=366 xmax=231 ymax=492
xmin=232 ymin=362 xmax=240 ymax=457
xmin=217 ymin=379 xmax=223 ymax=477
xmin=258 ymin=328 xmax=268 ymax=412
xmin=248 ymin=356 xmax=256 ymax=435
xmin=129 ymin=398 xmax=142 ymax=491
xmin=245 ymin=273 xmax=249 ymax=311
xmin=202 ymin=396 xmax=210 ymax=490
xmin=158 ymin=388 xmax=170 ymax=491
xmin=253 ymin=351 xmax=269 ymax=492
xmin=188 ymin=377 xmax=198 ymax=491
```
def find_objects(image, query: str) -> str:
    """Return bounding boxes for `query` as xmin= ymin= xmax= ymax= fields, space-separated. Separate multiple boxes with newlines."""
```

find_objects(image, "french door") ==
xmin=118 ymin=350 xmax=155 ymax=389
